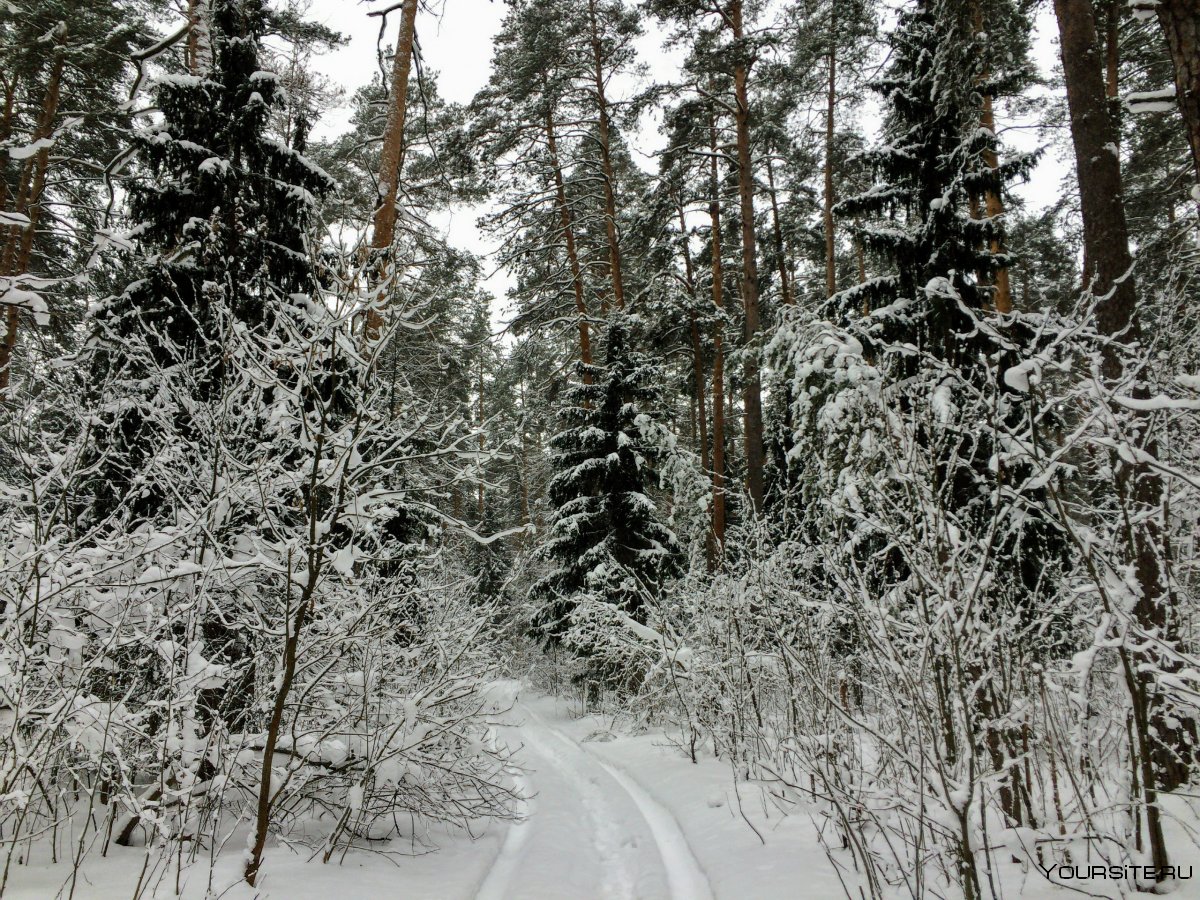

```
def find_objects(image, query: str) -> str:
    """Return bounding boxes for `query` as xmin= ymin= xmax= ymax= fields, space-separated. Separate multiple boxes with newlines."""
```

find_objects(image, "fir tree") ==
xmin=835 ymin=0 xmax=1035 ymax=358
xmin=533 ymin=319 xmax=682 ymax=648
xmin=793 ymin=0 xmax=1062 ymax=604
xmin=81 ymin=0 xmax=335 ymax=525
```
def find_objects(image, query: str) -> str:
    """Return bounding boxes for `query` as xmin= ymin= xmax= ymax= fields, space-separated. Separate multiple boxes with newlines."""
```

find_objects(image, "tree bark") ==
xmin=1155 ymin=0 xmax=1200 ymax=185
xmin=677 ymin=206 xmax=710 ymax=478
xmin=678 ymin=205 xmax=714 ymax=569
xmin=709 ymin=110 xmax=727 ymax=550
xmin=186 ymin=0 xmax=211 ymax=75
xmin=1054 ymin=0 xmax=1137 ymax=339
xmin=729 ymin=0 xmax=764 ymax=512
xmin=979 ymin=95 xmax=1013 ymax=315
xmin=0 ymin=29 xmax=65 ymax=397
xmin=971 ymin=0 xmax=1014 ymax=314
xmin=765 ymin=158 xmax=792 ymax=306
xmin=1055 ymin=0 xmax=1186 ymax=884
xmin=823 ymin=1 xmax=838 ymax=300
xmin=363 ymin=0 xmax=418 ymax=343
xmin=547 ymin=110 xmax=594 ymax=377
xmin=478 ymin=351 xmax=486 ymax=523
xmin=586 ymin=0 xmax=626 ymax=312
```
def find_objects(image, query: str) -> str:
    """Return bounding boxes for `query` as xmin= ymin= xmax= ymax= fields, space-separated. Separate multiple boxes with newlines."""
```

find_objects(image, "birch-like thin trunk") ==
xmin=709 ymin=109 xmax=727 ymax=550
xmin=679 ymin=205 xmax=714 ymax=569
xmin=765 ymin=158 xmax=792 ymax=306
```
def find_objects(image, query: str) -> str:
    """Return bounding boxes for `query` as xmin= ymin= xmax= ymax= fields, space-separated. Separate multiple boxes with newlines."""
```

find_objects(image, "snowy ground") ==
xmin=9 ymin=685 xmax=1200 ymax=899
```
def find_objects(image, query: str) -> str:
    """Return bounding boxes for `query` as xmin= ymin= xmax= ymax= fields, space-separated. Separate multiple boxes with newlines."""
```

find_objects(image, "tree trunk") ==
xmin=186 ymin=0 xmax=211 ymax=75
xmin=0 ymin=29 xmax=65 ymax=397
xmin=586 ymin=0 xmax=626 ymax=312
xmin=1105 ymin=0 xmax=1120 ymax=102
xmin=0 ymin=74 xmax=15 ymax=213
xmin=677 ymin=206 xmax=711 ymax=478
xmin=363 ymin=0 xmax=418 ymax=343
xmin=823 ymin=2 xmax=838 ymax=300
xmin=678 ymin=205 xmax=714 ymax=569
xmin=245 ymin=581 xmax=313 ymax=885
xmin=478 ymin=351 xmax=486 ymax=523
xmin=546 ymin=110 xmax=594 ymax=377
xmin=765 ymin=158 xmax=792 ymax=306
xmin=1155 ymin=0 xmax=1200 ymax=185
xmin=1055 ymin=0 xmax=1186 ymax=884
xmin=980 ymin=105 xmax=1012 ymax=314
xmin=709 ymin=110 xmax=727 ymax=551
xmin=730 ymin=0 xmax=764 ymax=512
xmin=1054 ymin=0 xmax=1137 ymax=337
xmin=969 ymin=0 xmax=1014 ymax=314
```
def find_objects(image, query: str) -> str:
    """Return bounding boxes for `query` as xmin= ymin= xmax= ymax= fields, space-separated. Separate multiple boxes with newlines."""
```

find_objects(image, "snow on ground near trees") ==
xmin=9 ymin=685 xmax=1200 ymax=899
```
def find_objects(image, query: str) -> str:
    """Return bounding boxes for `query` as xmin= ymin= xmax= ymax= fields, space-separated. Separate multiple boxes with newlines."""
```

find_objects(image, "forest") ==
xmin=1 ymin=0 xmax=1199 ymax=897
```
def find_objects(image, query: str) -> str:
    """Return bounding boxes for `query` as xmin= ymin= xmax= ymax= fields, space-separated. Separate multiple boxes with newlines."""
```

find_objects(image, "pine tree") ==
xmin=532 ymin=319 xmax=682 ymax=662
xmin=0 ymin=0 xmax=150 ymax=395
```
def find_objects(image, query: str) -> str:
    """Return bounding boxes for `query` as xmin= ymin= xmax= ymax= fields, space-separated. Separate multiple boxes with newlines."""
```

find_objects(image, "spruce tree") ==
xmin=835 ymin=0 xmax=1034 ymax=358
xmin=779 ymin=0 xmax=1062 ymax=847
xmin=81 ymin=0 xmax=335 ymax=526
xmin=532 ymin=319 xmax=682 ymax=654
xmin=793 ymin=0 xmax=1065 ymax=600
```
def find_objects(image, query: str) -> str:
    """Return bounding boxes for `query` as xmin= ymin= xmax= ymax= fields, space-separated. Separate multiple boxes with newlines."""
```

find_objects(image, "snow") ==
xmin=7 ymin=137 xmax=53 ymax=160
xmin=1126 ymin=87 xmax=1177 ymax=114
xmin=0 ymin=285 xmax=49 ymax=325
xmin=4 ymin=689 xmax=842 ymax=899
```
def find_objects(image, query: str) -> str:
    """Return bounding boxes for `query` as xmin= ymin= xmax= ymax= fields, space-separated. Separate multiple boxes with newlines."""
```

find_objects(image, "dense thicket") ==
xmin=1 ymin=0 xmax=1198 ymax=895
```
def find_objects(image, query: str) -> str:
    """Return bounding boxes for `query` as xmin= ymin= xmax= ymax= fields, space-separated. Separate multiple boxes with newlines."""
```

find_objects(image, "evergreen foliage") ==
xmin=533 ymin=319 xmax=682 ymax=641
xmin=81 ymin=0 xmax=335 ymax=525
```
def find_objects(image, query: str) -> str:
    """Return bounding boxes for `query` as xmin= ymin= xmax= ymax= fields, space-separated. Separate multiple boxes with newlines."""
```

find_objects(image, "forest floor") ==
xmin=8 ymin=685 xmax=1199 ymax=899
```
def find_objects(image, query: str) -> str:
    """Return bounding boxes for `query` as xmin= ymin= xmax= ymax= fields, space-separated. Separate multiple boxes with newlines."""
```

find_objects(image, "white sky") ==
xmin=301 ymin=0 xmax=1069 ymax=323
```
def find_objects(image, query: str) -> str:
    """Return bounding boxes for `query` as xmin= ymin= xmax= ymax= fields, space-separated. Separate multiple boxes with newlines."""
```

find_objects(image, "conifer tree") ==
xmin=532 ymin=318 xmax=682 ymax=660
xmin=81 ymin=0 xmax=335 ymax=525
xmin=0 ymin=0 xmax=150 ymax=394
xmin=777 ymin=0 xmax=1058 ymax=851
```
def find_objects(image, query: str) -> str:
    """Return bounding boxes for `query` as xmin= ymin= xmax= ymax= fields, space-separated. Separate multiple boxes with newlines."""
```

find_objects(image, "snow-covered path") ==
xmin=476 ymin=698 xmax=713 ymax=900
xmin=6 ymin=687 xmax=837 ymax=899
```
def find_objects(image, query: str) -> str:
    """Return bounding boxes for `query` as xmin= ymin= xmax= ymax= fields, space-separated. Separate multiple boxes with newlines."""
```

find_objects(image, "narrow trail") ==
xmin=475 ymin=696 xmax=714 ymax=900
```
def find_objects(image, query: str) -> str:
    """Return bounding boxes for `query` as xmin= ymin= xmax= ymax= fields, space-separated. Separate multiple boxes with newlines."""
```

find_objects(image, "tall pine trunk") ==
xmin=1055 ymin=0 xmax=1187 ymax=884
xmin=678 ymin=205 xmax=714 ymax=569
xmin=587 ymin=0 xmax=626 ymax=312
xmin=709 ymin=110 xmax=728 ymax=550
xmin=186 ymin=0 xmax=211 ymax=74
xmin=546 ymin=110 xmax=594 ymax=377
xmin=765 ymin=158 xmax=792 ymax=306
xmin=973 ymin=1 xmax=1013 ymax=314
xmin=363 ymin=0 xmax=418 ymax=343
xmin=823 ymin=2 xmax=838 ymax=299
xmin=1154 ymin=0 xmax=1200 ymax=185
xmin=730 ymin=0 xmax=764 ymax=512
xmin=0 ymin=27 xmax=65 ymax=397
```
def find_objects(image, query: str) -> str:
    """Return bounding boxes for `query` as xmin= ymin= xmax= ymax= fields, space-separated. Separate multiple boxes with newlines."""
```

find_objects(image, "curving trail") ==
xmin=475 ymin=696 xmax=714 ymax=900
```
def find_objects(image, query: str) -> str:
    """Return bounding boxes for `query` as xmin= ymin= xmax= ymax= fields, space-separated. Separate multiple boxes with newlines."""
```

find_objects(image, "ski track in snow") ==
xmin=475 ymin=699 xmax=713 ymax=900
xmin=533 ymin=713 xmax=715 ymax=900
xmin=475 ymin=763 xmax=533 ymax=900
